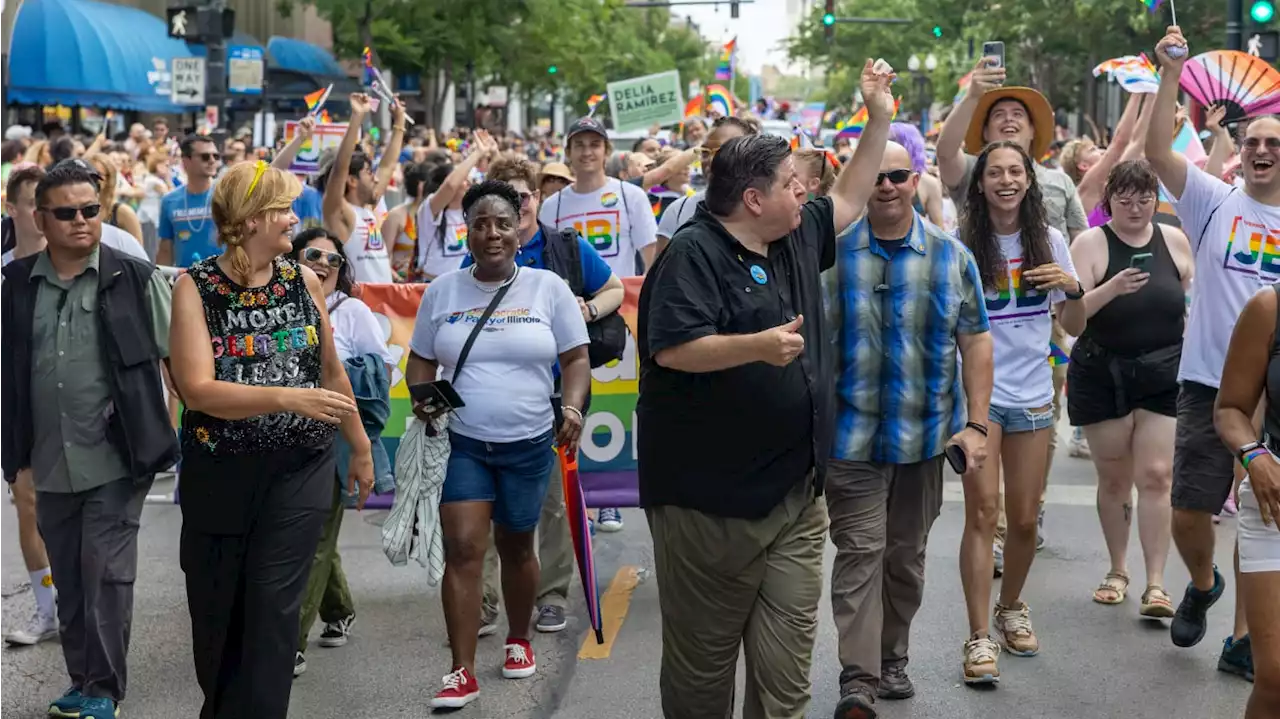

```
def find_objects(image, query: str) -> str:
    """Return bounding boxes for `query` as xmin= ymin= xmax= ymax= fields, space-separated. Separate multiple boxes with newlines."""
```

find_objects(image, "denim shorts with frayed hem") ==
xmin=442 ymin=428 xmax=556 ymax=532
xmin=988 ymin=404 xmax=1055 ymax=434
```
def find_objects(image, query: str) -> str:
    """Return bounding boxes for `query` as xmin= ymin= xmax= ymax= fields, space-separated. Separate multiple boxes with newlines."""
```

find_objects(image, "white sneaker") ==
xmin=597 ymin=507 xmax=624 ymax=532
xmin=5 ymin=610 xmax=57 ymax=646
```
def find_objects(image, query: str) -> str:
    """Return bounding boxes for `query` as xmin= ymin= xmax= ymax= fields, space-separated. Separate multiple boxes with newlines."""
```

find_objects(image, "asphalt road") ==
xmin=1 ymin=424 xmax=1255 ymax=719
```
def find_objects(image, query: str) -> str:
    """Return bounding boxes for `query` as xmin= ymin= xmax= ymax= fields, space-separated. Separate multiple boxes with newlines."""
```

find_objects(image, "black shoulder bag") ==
xmin=546 ymin=226 xmax=627 ymax=367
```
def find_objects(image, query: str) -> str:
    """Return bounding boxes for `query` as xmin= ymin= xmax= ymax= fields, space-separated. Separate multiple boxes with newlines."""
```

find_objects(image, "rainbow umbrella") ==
xmin=560 ymin=446 xmax=604 ymax=644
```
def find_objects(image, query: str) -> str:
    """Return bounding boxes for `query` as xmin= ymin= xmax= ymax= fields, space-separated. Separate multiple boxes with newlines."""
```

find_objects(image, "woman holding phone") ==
xmin=955 ymin=141 xmax=1087 ymax=685
xmin=404 ymin=180 xmax=590 ymax=709
xmin=1065 ymin=160 xmax=1193 ymax=617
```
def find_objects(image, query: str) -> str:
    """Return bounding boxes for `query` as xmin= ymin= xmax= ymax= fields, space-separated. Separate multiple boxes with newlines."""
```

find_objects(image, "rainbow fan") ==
xmin=1179 ymin=50 xmax=1280 ymax=124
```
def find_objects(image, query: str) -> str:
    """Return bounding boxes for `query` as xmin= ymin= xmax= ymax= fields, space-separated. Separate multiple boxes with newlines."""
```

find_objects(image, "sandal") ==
xmin=1092 ymin=571 xmax=1129 ymax=605
xmin=1140 ymin=585 xmax=1176 ymax=618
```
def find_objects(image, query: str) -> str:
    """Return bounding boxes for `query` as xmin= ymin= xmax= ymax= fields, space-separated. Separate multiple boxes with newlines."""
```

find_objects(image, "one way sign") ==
xmin=171 ymin=57 xmax=206 ymax=106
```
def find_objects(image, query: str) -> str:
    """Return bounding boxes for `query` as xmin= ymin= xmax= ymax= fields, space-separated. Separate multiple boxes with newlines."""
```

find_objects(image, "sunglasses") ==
xmin=40 ymin=203 xmax=102 ymax=222
xmin=302 ymin=248 xmax=344 ymax=267
xmin=517 ymin=191 xmax=534 ymax=206
xmin=876 ymin=169 xmax=913 ymax=185
xmin=1244 ymin=137 xmax=1280 ymax=151
xmin=188 ymin=152 xmax=221 ymax=162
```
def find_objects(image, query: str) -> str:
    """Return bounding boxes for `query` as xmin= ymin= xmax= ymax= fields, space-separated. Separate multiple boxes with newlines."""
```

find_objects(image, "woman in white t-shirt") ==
xmin=406 ymin=180 xmax=590 ymax=709
xmin=955 ymin=141 xmax=1087 ymax=684
xmin=415 ymin=134 xmax=497 ymax=280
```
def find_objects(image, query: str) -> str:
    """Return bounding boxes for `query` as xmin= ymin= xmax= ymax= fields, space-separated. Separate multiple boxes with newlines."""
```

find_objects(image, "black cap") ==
xmin=565 ymin=116 xmax=608 ymax=144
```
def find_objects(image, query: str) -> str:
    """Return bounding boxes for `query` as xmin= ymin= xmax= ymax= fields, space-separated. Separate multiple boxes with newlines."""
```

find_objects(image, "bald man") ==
xmin=825 ymin=142 xmax=994 ymax=715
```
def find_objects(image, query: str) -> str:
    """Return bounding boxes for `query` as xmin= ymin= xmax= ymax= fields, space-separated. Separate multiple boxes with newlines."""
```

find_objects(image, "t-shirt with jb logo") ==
xmin=346 ymin=202 xmax=392 ymax=284
xmin=539 ymin=179 xmax=657 ymax=278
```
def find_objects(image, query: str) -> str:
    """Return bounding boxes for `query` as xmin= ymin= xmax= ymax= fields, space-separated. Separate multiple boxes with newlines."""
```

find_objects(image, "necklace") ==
xmin=469 ymin=264 xmax=518 ymax=293
xmin=182 ymin=184 xmax=211 ymax=235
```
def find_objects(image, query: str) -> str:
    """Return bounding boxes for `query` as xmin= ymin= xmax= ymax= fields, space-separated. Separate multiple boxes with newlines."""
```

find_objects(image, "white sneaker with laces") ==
xmin=5 ymin=609 xmax=57 ymax=646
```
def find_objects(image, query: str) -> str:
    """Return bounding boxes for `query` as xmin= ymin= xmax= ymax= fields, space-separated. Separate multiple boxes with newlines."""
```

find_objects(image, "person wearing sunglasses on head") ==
xmin=1 ymin=159 xmax=178 ymax=719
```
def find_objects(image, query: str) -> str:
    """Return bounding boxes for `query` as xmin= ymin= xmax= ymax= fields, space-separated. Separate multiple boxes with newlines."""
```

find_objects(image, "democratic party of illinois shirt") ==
xmin=345 ymin=202 xmax=393 ymax=284
xmin=415 ymin=195 xmax=469 ymax=279
xmin=409 ymin=267 xmax=589 ymax=442
xmin=159 ymin=186 xmax=219 ymax=267
xmin=983 ymin=226 xmax=1076 ymax=408
xmin=539 ymin=179 xmax=657 ymax=278
xmin=1173 ymin=163 xmax=1280 ymax=389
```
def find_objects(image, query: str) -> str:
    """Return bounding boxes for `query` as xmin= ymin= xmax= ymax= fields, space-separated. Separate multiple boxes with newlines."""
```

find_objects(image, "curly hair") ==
xmin=960 ymin=140 xmax=1054 ymax=291
xmin=485 ymin=156 xmax=540 ymax=189
xmin=1101 ymin=160 xmax=1159 ymax=217
xmin=462 ymin=179 xmax=522 ymax=222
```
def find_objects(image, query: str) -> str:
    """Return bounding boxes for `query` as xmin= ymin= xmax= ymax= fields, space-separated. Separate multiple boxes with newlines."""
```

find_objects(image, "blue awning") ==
xmin=9 ymin=0 xmax=205 ymax=112
xmin=266 ymin=36 xmax=347 ymax=78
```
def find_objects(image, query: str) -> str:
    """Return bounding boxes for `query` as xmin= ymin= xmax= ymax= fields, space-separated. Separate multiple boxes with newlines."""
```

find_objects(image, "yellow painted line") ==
xmin=578 ymin=565 xmax=641 ymax=660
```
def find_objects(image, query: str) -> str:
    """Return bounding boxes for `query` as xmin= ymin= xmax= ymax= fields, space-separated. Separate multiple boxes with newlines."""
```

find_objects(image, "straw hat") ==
xmin=539 ymin=162 xmax=575 ymax=184
xmin=964 ymin=87 xmax=1055 ymax=160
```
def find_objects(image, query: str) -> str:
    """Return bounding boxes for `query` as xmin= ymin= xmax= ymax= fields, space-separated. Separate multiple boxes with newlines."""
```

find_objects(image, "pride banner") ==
xmin=359 ymin=278 xmax=642 ymax=503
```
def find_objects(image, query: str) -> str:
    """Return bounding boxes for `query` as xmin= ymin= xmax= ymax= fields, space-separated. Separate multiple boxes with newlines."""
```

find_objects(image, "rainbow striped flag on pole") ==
xmin=715 ymin=38 xmax=737 ymax=81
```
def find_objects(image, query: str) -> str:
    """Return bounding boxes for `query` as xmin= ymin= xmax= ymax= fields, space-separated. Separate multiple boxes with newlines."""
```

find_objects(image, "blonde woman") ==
xmin=84 ymin=153 xmax=143 ymax=244
xmin=169 ymin=161 xmax=375 ymax=719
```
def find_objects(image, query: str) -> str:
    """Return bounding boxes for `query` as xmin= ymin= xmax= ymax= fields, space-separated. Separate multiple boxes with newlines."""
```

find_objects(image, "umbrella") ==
xmin=560 ymin=445 xmax=604 ymax=644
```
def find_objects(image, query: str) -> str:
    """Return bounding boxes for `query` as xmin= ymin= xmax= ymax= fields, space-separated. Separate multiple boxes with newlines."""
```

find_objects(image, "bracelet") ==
xmin=393 ymin=125 xmax=406 ymax=133
xmin=1242 ymin=447 xmax=1269 ymax=469
xmin=966 ymin=421 xmax=989 ymax=437
xmin=563 ymin=405 xmax=584 ymax=422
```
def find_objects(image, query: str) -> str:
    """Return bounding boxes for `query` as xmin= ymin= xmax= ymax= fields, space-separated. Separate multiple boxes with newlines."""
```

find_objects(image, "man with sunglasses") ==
xmin=1 ymin=160 xmax=178 ymax=719
xmin=823 ymin=141 xmax=993 ymax=717
xmin=157 ymin=134 xmax=221 ymax=268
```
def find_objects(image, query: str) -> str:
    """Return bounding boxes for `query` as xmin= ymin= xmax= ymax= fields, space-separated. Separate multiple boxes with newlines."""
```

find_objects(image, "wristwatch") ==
xmin=1237 ymin=440 xmax=1264 ymax=464
xmin=1064 ymin=281 xmax=1085 ymax=301
xmin=587 ymin=302 xmax=599 ymax=321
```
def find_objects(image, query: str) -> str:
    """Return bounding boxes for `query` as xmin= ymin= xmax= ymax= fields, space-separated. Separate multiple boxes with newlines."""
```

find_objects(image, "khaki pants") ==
xmin=647 ymin=478 xmax=828 ymax=719
xmin=826 ymin=458 xmax=944 ymax=694
xmin=481 ymin=452 xmax=574 ymax=613
xmin=997 ymin=362 xmax=1065 ymax=541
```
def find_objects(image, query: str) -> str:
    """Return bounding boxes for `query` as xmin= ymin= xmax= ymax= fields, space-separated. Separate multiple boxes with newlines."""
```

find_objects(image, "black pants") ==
xmin=37 ymin=477 xmax=152 ymax=702
xmin=179 ymin=444 xmax=333 ymax=719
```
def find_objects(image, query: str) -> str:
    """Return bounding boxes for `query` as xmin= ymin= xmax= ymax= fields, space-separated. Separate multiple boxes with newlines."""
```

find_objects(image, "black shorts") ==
xmin=1067 ymin=339 xmax=1180 ymax=427
xmin=1172 ymin=381 xmax=1236 ymax=514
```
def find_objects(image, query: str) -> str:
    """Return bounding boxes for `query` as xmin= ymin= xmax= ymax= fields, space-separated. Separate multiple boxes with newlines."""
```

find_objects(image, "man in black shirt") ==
xmin=635 ymin=60 xmax=897 ymax=719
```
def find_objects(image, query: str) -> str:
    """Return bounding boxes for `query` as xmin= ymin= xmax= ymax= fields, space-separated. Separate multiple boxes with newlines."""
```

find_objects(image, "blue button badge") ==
xmin=750 ymin=265 xmax=768 ymax=284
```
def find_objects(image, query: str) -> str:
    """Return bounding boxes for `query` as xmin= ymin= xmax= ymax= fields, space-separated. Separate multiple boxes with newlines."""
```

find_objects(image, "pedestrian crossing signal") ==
xmin=548 ymin=65 xmax=558 ymax=74
xmin=823 ymin=13 xmax=835 ymax=25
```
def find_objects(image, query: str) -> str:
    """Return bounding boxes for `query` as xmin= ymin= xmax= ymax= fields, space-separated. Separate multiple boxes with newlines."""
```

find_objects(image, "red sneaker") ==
xmin=430 ymin=667 xmax=479 ymax=709
xmin=503 ymin=638 xmax=537 ymax=679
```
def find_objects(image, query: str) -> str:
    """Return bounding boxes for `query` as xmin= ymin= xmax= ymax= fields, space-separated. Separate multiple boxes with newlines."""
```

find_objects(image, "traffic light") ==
xmin=823 ymin=0 xmax=835 ymax=43
xmin=932 ymin=25 xmax=943 ymax=38
xmin=548 ymin=65 xmax=558 ymax=74
xmin=1252 ymin=0 xmax=1275 ymax=23
xmin=730 ymin=0 xmax=739 ymax=19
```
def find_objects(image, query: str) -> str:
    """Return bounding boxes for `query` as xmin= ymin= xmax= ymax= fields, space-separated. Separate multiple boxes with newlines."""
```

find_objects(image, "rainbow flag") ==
xmin=362 ymin=46 xmax=377 ymax=85
xmin=586 ymin=93 xmax=606 ymax=116
xmin=304 ymin=84 xmax=333 ymax=117
xmin=707 ymin=84 xmax=734 ymax=117
xmin=715 ymin=38 xmax=737 ymax=82
xmin=1049 ymin=342 xmax=1070 ymax=367
xmin=1143 ymin=0 xmax=1164 ymax=12
xmin=954 ymin=71 xmax=973 ymax=105
xmin=835 ymin=98 xmax=901 ymax=139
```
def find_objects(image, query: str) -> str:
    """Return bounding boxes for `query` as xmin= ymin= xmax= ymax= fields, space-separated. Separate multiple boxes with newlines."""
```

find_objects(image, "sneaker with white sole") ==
xmin=318 ymin=614 xmax=354 ymax=648
xmin=5 ymin=609 xmax=57 ymax=646
xmin=962 ymin=634 xmax=1001 ymax=684
xmin=994 ymin=601 xmax=1040 ymax=656
xmin=535 ymin=605 xmax=567 ymax=633
xmin=597 ymin=507 xmax=624 ymax=532
xmin=431 ymin=667 xmax=480 ymax=709
xmin=503 ymin=638 xmax=537 ymax=679
xmin=293 ymin=651 xmax=307 ymax=678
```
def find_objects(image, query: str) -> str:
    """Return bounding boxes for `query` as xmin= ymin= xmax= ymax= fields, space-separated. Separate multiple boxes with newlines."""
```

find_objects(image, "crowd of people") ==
xmin=0 ymin=23 xmax=1276 ymax=719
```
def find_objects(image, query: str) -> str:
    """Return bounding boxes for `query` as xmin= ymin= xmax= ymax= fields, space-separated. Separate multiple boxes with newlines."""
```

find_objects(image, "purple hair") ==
xmin=889 ymin=122 xmax=928 ymax=174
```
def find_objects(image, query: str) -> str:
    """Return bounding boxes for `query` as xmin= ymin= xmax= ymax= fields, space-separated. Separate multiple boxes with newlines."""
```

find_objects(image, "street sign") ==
xmin=167 ymin=7 xmax=198 ymax=41
xmin=171 ymin=57 xmax=206 ymax=106
xmin=228 ymin=46 xmax=265 ymax=95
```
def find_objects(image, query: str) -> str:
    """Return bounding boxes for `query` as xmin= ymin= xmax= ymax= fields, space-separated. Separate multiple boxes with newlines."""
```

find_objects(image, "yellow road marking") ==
xmin=578 ymin=565 xmax=641 ymax=660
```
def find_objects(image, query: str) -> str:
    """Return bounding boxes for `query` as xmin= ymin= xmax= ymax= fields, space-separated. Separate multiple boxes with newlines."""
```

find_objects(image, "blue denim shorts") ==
xmin=988 ymin=404 xmax=1055 ymax=434
xmin=443 ymin=428 xmax=556 ymax=532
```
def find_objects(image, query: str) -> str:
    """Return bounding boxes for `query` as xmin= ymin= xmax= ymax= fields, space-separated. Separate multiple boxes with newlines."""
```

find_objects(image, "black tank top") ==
xmin=1080 ymin=223 xmax=1184 ymax=356
xmin=181 ymin=256 xmax=336 ymax=455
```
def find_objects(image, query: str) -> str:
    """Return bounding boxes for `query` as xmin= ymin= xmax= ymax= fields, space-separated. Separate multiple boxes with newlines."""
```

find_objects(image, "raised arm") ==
xmin=322 ymin=93 xmax=373 ymax=237
xmin=1203 ymin=104 xmax=1235 ymax=179
xmin=427 ymin=130 xmax=494 ymax=220
xmin=372 ymin=97 xmax=408 ymax=202
xmin=830 ymin=59 xmax=896 ymax=231
xmin=272 ymin=115 xmax=316 ymax=171
xmin=641 ymin=147 xmax=698 ymax=190
xmin=937 ymin=58 xmax=1005 ymax=191
xmin=1078 ymin=92 xmax=1143 ymax=211
xmin=1145 ymin=26 xmax=1192 ymax=200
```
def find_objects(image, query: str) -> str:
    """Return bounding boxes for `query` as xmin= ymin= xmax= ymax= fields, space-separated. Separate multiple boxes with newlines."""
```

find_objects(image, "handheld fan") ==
xmin=1179 ymin=50 xmax=1280 ymax=123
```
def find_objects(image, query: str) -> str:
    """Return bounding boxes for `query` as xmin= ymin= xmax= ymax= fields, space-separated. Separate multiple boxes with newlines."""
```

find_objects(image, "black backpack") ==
xmin=543 ymin=224 xmax=627 ymax=368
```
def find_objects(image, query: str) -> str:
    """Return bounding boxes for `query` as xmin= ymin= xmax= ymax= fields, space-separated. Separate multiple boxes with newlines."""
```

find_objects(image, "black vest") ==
xmin=1 ymin=244 xmax=179 ymax=479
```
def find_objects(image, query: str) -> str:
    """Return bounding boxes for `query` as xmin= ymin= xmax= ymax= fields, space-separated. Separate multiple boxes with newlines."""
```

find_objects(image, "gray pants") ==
xmin=37 ymin=477 xmax=151 ymax=702
xmin=826 ymin=458 xmax=943 ymax=694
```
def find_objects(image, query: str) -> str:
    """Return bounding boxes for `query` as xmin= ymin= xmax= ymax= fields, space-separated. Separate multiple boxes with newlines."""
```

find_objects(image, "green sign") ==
xmin=606 ymin=70 xmax=684 ymax=133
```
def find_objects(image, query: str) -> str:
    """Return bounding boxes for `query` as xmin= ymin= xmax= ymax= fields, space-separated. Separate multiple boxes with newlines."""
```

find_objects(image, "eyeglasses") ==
xmin=517 ymin=191 xmax=534 ymax=206
xmin=40 ymin=203 xmax=102 ymax=222
xmin=876 ymin=169 xmax=913 ymax=185
xmin=190 ymin=152 xmax=221 ymax=162
xmin=1243 ymin=137 xmax=1280 ymax=151
xmin=302 ymin=248 xmax=344 ymax=267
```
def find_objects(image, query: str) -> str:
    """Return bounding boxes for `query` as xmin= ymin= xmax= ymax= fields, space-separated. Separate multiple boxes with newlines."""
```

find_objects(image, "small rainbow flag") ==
xmin=715 ymin=37 xmax=737 ymax=82
xmin=586 ymin=93 xmax=606 ymax=116
xmin=835 ymin=98 xmax=901 ymax=139
xmin=706 ymin=84 xmax=735 ymax=117
xmin=1048 ymin=342 xmax=1070 ymax=367
xmin=304 ymin=84 xmax=332 ymax=117
xmin=954 ymin=71 xmax=973 ymax=105
xmin=1143 ymin=0 xmax=1165 ymax=12
xmin=790 ymin=126 xmax=815 ymax=151
xmin=362 ymin=47 xmax=377 ymax=85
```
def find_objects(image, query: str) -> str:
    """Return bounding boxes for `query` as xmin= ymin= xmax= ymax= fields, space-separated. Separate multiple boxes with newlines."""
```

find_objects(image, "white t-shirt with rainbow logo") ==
xmin=539 ymin=179 xmax=657 ymax=278
xmin=416 ymin=194 xmax=469 ymax=279
xmin=345 ymin=201 xmax=392 ymax=284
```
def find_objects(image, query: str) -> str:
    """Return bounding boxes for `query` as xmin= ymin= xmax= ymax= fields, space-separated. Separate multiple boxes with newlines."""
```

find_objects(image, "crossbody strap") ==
xmin=451 ymin=269 xmax=517 ymax=383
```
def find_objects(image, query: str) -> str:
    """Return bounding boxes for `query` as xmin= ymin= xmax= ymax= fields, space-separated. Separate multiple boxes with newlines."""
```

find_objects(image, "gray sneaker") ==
xmin=535 ymin=605 xmax=567 ymax=633
xmin=1036 ymin=506 xmax=1047 ymax=551
xmin=479 ymin=604 xmax=500 ymax=638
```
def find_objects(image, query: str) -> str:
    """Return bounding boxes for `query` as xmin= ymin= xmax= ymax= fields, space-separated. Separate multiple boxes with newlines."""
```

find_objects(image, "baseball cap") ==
xmin=565 ymin=116 xmax=608 ymax=144
xmin=4 ymin=125 xmax=32 ymax=141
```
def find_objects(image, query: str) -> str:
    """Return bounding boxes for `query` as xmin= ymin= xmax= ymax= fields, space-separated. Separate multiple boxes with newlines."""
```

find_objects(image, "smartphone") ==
xmin=945 ymin=443 xmax=968 ymax=474
xmin=982 ymin=41 xmax=1006 ymax=71
xmin=409 ymin=380 xmax=466 ymax=411
xmin=1129 ymin=252 xmax=1154 ymax=272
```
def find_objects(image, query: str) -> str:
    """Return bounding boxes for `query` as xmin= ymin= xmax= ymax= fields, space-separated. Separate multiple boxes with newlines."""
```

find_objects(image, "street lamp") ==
xmin=908 ymin=54 xmax=921 ymax=72
xmin=925 ymin=53 xmax=938 ymax=71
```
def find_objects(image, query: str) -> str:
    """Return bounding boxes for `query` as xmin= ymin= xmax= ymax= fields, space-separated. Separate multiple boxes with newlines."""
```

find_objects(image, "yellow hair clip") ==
xmin=245 ymin=160 xmax=269 ymax=201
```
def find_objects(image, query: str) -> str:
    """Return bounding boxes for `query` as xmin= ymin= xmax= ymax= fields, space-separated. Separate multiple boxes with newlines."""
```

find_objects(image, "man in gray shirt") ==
xmin=1 ymin=161 xmax=175 ymax=719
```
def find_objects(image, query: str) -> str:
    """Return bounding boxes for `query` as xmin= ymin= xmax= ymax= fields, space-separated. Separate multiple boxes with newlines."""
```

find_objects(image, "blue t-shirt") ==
xmin=158 ymin=186 xmax=219 ymax=267
xmin=292 ymin=184 xmax=324 ymax=233
xmin=461 ymin=229 xmax=612 ymax=295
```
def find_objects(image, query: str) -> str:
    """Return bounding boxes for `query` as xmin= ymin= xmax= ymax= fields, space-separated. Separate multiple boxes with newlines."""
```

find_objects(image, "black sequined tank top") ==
xmin=181 ymin=256 xmax=336 ymax=455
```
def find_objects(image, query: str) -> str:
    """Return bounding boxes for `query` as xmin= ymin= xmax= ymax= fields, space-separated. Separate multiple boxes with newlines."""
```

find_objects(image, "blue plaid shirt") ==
xmin=831 ymin=212 xmax=989 ymax=464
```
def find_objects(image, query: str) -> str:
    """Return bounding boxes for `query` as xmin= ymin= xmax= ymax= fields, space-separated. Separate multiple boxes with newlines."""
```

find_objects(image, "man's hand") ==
xmin=297 ymin=115 xmax=316 ymax=140
xmin=392 ymin=96 xmax=407 ymax=127
xmin=1155 ymin=25 xmax=1189 ymax=70
xmin=861 ymin=59 xmax=897 ymax=119
xmin=349 ymin=92 xmax=372 ymax=116
xmin=947 ymin=426 xmax=988 ymax=473
xmin=968 ymin=57 xmax=1007 ymax=97
xmin=755 ymin=314 xmax=806 ymax=367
